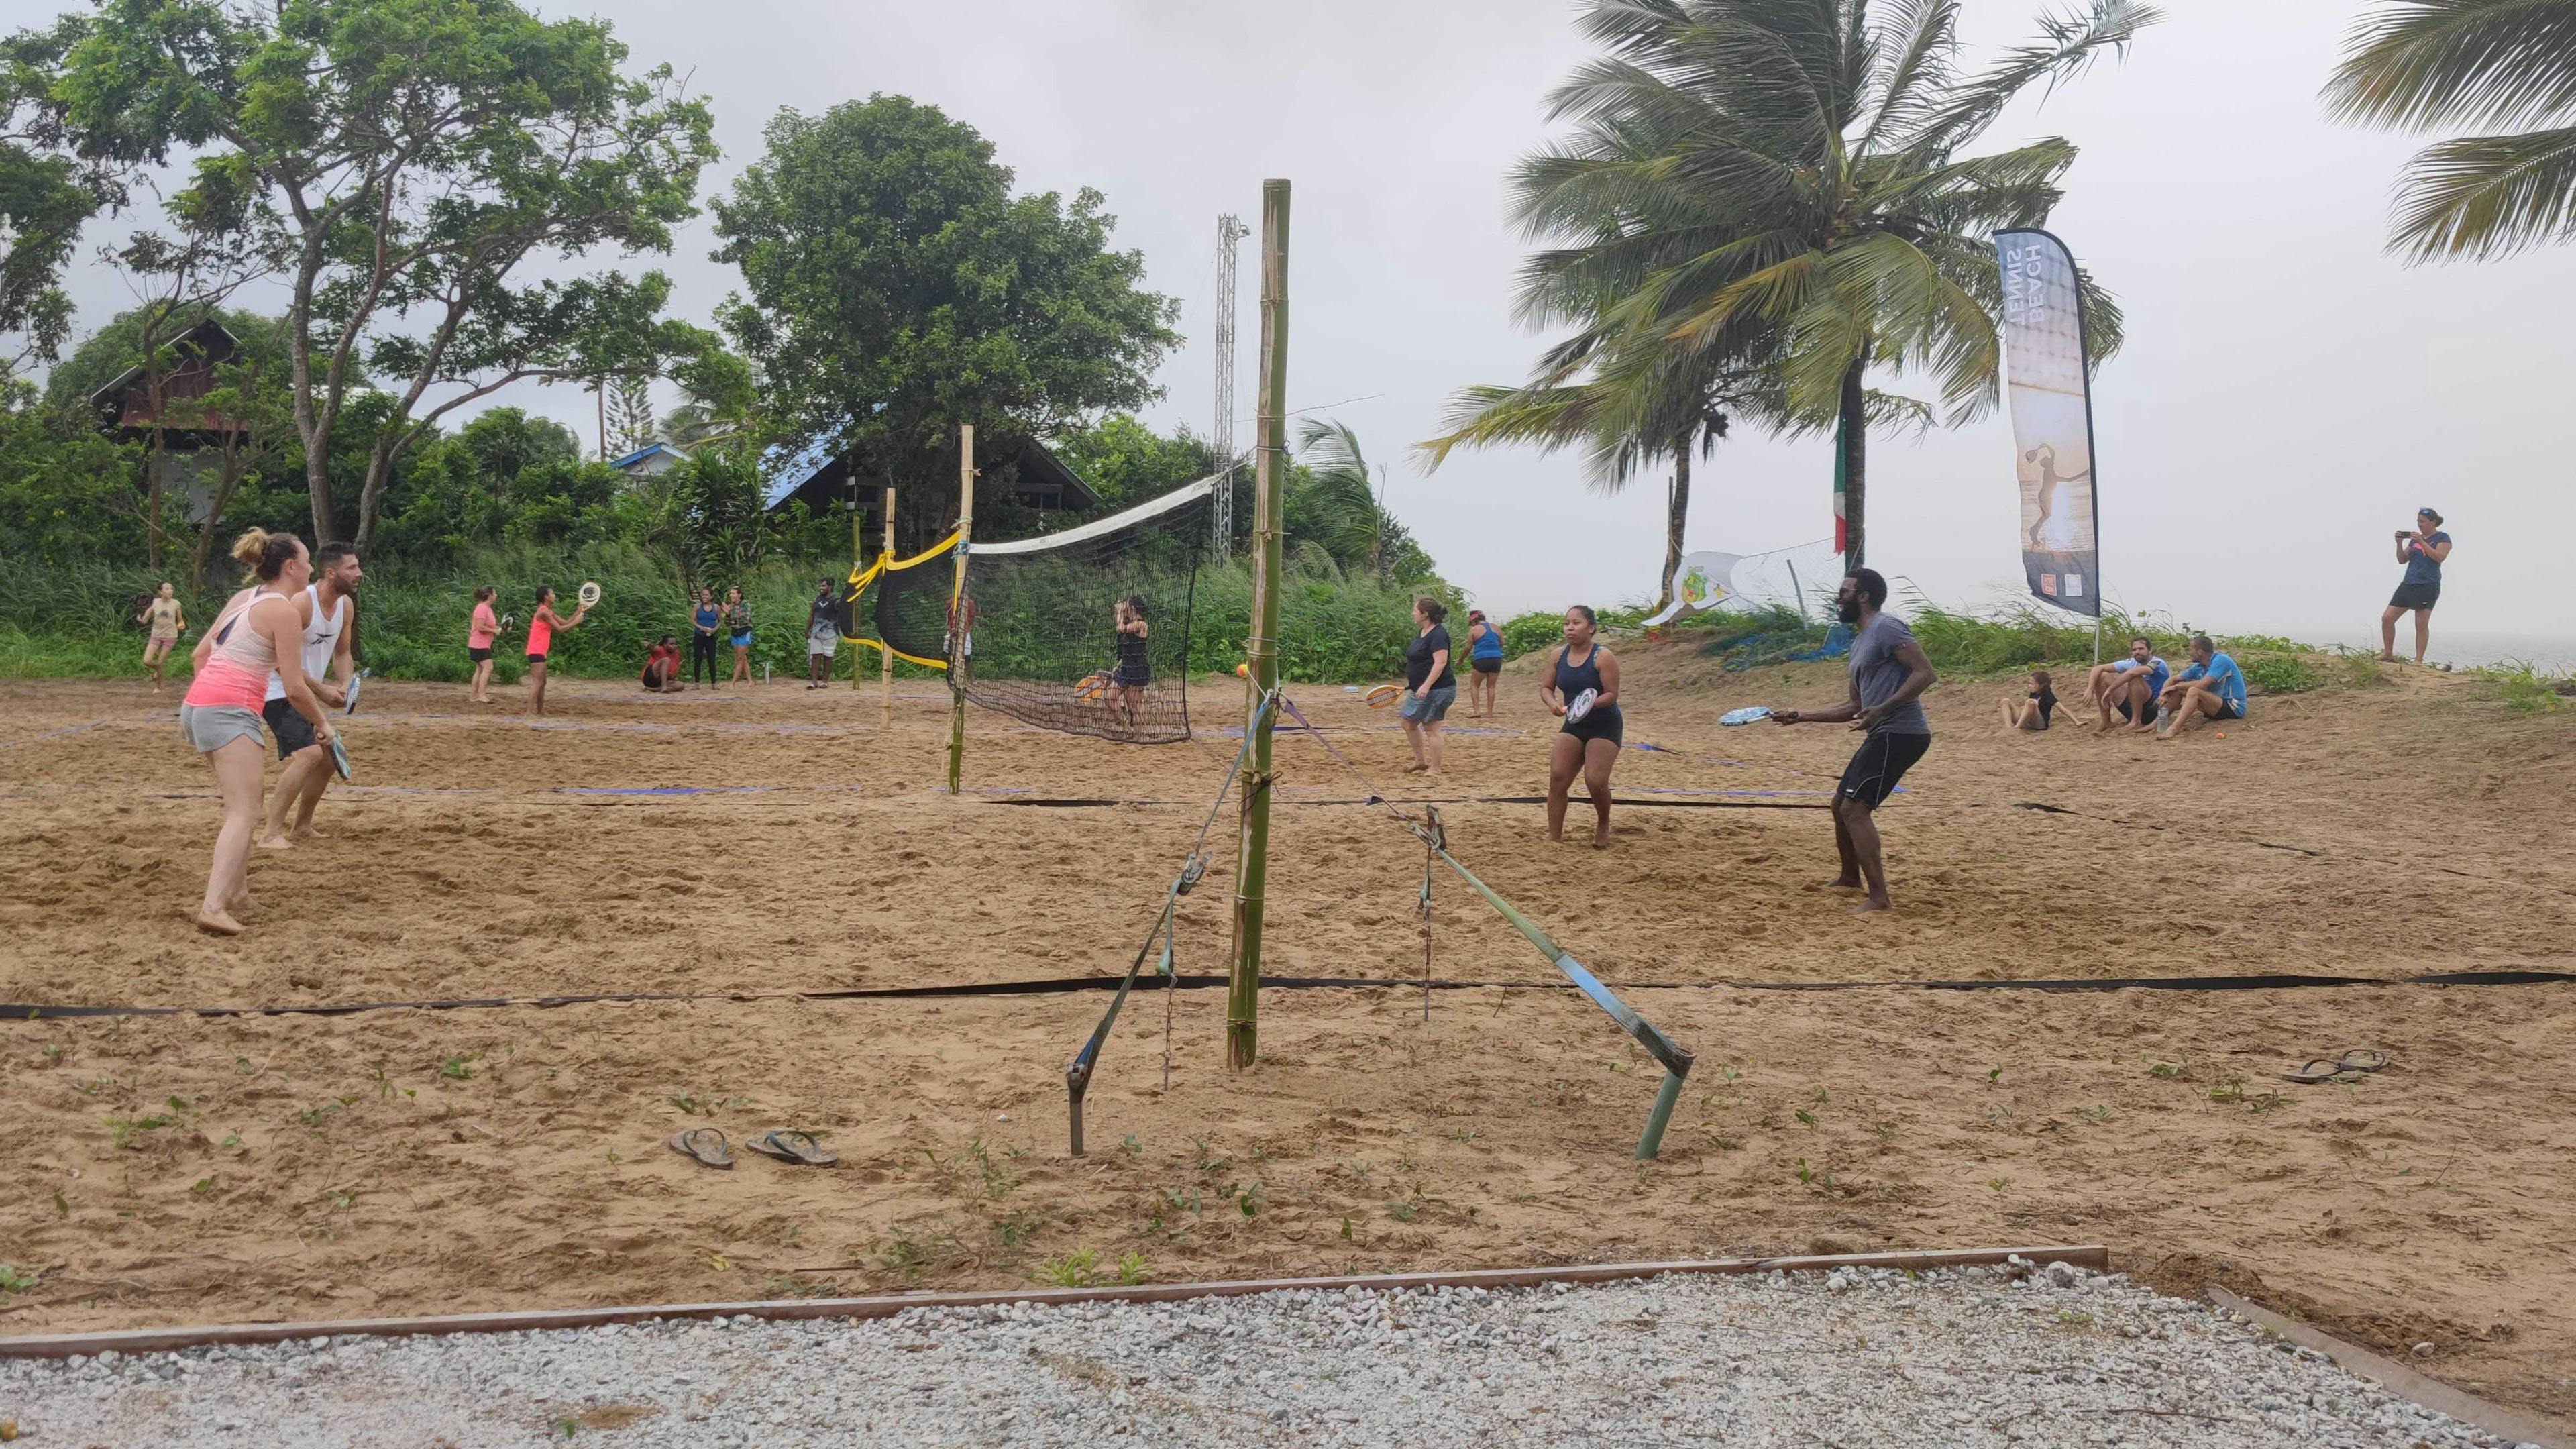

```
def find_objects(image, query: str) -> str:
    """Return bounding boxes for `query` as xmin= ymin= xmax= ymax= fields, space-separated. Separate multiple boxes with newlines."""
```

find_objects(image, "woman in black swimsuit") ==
xmin=1109 ymin=596 xmax=1150 ymax=728
xmin=1539 ymin=604 xmax=1623 ymax=847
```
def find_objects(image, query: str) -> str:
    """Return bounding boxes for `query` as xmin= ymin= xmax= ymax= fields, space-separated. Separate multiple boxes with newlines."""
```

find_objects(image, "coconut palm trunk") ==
xmin=1657 ymin=441 xmax=1691 ymax=614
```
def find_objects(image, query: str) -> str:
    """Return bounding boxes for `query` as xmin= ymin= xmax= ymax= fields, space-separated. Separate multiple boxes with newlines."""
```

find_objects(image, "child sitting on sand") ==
xmin=2000 ymin=668 xmax=2054 ymax=731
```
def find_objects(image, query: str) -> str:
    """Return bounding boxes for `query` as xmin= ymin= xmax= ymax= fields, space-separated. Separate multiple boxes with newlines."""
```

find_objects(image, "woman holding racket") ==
xmin=180 ymin=529 xmax=333 ymax=934
xmin=1400 ymin=597 xmax=1456 ymax=775
xmin=523 ymin=585 xmax=588 ymax=716
xmin=1540 ymin=604 xmax=1622 ymax=847
xmin=466 ymin=586 xmax=502 ymax=703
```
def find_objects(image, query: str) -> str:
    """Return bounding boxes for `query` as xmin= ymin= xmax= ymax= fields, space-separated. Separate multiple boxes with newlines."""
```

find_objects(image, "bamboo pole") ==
xmin=945 ymin=427 xmax=975 ymax=794
xmin=879 ymin=486 xmax=896 ymax=725
xmin=850 ymin=501 xmax=864 ymax=691
xmin=1226 ymin=180 xmax=1289 ymax=1073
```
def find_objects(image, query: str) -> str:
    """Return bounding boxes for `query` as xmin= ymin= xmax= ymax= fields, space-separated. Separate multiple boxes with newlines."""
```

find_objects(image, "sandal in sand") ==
xmin=745 ymin=1130 xmax=837 ymax=1167
xmin=668 ymin=1128 xmax=733 ymax=1169
xmin=2279 ymin=1049 xmax=2392 ymax=1085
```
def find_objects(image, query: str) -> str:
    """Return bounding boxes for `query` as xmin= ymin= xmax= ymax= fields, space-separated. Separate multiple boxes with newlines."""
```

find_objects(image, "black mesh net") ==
xmin=877 ymin=477 xmax=1216 ymax=745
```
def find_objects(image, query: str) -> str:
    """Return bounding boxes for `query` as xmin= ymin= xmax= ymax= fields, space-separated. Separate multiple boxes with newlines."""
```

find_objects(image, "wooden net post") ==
xmin=1226 ymin=180 xmax=1289 ymax=1073
xmin=879 ymin=487 xmax=896 ymax=726
xmin=945 ymin=429 xmax=975 ymax=795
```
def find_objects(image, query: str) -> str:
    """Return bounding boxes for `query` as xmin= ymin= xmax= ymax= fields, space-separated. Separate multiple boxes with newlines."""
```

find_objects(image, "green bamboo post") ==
xmin=879 ymin=487 xmax=896 ymax=726
xmin=945 ymin=427 xmax=974 ymax=794
xmin=1226 ymin=180 xmax=1290 ymax=1073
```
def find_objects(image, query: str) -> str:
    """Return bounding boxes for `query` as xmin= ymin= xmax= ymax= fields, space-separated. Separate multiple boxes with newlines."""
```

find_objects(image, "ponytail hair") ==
xmin=1415 ymin=596 xmax=1447 ymax=625
xmin=231 ymin=527 xmax=305 ymax=581
xmin=474 ymin=586 xmax=496 ymax=604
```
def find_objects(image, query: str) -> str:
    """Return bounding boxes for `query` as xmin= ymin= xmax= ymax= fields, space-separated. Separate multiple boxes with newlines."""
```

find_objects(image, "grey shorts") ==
xmin=179 ymin=704 xmax=265 ymax=754
xmin=1399 ymin=684 xmax=1456 ymax=724
xmin=807 ymin=624 xmax=840 ymax=657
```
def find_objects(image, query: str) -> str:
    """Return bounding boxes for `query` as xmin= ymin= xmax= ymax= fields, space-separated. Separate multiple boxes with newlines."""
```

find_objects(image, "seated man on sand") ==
xmin=2156 ymin=634 xmax=2246 ymax=739
xmin=2084 ymin=635 xmax=2168 ymax=734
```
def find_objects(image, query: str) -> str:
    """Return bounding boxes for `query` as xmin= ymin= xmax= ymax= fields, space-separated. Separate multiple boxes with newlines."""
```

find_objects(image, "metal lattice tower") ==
xmin=1212 ymin=213 xmax=1250 ymax=549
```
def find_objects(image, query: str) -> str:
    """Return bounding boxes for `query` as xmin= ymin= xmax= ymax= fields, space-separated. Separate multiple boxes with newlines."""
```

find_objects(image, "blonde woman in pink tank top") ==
xmin=181 ymin=529 xmax=332 ymax=936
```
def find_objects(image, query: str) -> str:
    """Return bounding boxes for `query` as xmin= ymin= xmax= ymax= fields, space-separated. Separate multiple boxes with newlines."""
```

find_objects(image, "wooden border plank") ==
xmin=0 ymin=1245 xmax=2105 ymax=1360
xmin=2209 ymin=1287 xmax=2570 ymax=1449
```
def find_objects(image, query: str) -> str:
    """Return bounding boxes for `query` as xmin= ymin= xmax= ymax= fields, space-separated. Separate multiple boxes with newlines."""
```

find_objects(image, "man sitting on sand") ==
xmin=641 ymin=636 xmax=686 ymax=692
xmin=2157 ymin=634 xmax=2246 ymax=739
xmin=2084 ymin=635 xmax=2167 ymax=734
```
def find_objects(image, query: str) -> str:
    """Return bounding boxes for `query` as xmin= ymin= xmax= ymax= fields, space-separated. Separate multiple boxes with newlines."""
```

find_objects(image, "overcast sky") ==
xmin=50 ymin=0 xmax=2576 ymax=658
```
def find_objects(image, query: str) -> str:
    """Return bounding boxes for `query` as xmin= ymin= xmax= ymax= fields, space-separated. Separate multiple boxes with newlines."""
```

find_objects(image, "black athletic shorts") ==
xmin=525 ymin=652 xmax=547 ymax=665
xmin=1470 ymin=657 xmax=1500 ymax=674
xmin=1559 ymin=704 xmax=1623 ymax=747
xmin=262 ymin=696 xmax=317 ymax=759
xmin=2114 ymin=696 xmax=2159 ymax=724
xmin=2389 ymin=581 xmax=2440 ymax=611
xmin=468 ymin=646 xmax=493 ymax=663
xmin=1837 ymin=729 xmax=1929 ymax=810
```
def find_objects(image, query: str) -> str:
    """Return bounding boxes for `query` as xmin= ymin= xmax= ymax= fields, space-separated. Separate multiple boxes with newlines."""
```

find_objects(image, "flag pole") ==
xmin=1227 ymin=180 xmax=1289 ymax=1073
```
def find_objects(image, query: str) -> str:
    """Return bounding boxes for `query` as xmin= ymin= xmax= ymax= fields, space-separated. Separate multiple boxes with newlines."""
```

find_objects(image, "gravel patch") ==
xmin=1 ymin=1260 xmax=2540 ymax=1448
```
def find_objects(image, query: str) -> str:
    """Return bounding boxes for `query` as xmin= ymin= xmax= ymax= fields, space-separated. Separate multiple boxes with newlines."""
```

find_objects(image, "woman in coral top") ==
xmin=523 ymin=585 xmax=587 ymax=716
xmin=182 ymin=529 xmax=333 ymax=935
xmin=466 ymin=586 xmax=501 ymax=703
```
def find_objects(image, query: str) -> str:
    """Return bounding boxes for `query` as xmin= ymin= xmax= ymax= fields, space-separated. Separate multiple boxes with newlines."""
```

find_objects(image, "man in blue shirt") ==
xmin=2156 ymin=634 xmax=2246 ymax=740
xmin=2083 ymin=634 xmax=2169 ymax=734
xmin=2379 ymin=506 xmax=2451 ymax=666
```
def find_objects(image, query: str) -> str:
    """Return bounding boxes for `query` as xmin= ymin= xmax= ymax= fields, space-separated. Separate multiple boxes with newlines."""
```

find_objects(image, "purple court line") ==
xmin=0 ymin=719 xmax=109 ymax=750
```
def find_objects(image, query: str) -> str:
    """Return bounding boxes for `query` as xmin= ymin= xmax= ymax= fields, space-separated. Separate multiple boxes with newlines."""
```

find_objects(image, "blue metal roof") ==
xmin=761 ymin=437 xmax=840 ymax=510
xmin=608 ymin=441 xmax=687 ymax=471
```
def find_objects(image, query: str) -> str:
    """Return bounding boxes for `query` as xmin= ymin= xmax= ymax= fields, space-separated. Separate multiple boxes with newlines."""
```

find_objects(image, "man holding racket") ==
xmin=257 ymin=543 xmax=362 ymax=849
xmin=1769 ymin=568 xmax=1936 ymax=914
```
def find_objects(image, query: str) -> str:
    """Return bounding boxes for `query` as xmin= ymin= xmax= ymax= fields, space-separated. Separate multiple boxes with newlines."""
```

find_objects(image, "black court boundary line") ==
xmin=985 ymin=795 xmax=1833 ymax=810
xmin=6 ymin=969 xmax=2567 ymax=1024
xmin=0 ymin=1246 xmax=2105 ymax=1359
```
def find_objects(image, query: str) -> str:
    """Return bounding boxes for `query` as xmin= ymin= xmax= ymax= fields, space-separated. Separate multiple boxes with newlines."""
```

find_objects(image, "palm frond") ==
xmin=2324 ymin=0 xmax=2576 ymax=133
xmin=1904 ymin=1 xmax=2163 ymax=156
xmin=2387 ymin=121 xmax=2576 ymax=258
xmin=1858 ymin=0 xmax=1964 ymax=154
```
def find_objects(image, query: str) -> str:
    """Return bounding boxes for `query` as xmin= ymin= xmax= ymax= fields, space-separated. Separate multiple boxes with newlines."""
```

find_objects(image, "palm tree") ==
xmin=1293 ymin=419 xmax=1395 ymax=578
xmin=1458 ymin=0 xmax=2150 ymax=574
xmin=2325 ymin=0 xmax=2576 ymax=262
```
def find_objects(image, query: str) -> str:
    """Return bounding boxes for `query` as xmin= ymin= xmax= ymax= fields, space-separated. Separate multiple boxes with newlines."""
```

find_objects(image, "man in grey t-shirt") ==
xmin=1768 ymin=568 xmax=1937 ymax=913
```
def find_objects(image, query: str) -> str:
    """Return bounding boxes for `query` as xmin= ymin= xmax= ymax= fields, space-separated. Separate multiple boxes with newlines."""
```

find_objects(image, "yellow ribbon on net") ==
xmin=841 ymin=529 xmax=963 ymax=672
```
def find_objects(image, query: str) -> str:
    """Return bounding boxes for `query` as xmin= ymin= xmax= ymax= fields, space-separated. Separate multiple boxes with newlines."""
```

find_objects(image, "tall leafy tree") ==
xmin=2326 ymin=0 xmax=2576 ymax=262
xmin=42 ymin=0 xmax=719 ymax=545
xmin=711 ymin=95 xmax=1178 ymax=533
xmin=1 ymin=15 xmax=119 ymax=384
xmin=1477 ymin=0 xmax=2149 ymax=572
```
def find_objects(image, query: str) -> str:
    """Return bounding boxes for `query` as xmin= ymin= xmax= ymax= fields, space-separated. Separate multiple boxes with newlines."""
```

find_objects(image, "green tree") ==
xmin=1478 ymin=0 xmax=2149 ymax=572
xmin=1 ymin=15 xmax=115 ymax=383
xmin=1049 ymin=413 xmax=1216 ymax=512
xmin=711 ymin=95 xmax=1179 ymax=535
xmin=42 ymin=0 xmax=719 ymax=546
xmin=2326 ymin=0 xmax=2576 ymax=262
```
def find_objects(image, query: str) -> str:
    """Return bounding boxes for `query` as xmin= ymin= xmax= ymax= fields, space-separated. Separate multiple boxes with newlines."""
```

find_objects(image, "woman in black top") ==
xmin=2000 ymin=668 xmax=2055 ymax=731
xmin=1110 ymin=596 xmax=1150 ymax=727
xmin=1400 ymin=597 xmax=1456 ymax=775
xmin=1539 ymin=604 xmax=1622 ymax=847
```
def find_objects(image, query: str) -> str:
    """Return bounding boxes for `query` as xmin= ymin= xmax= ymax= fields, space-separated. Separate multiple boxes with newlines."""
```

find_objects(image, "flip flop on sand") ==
xmin=668 ymin=1128 xmax=733 ymax=1169
xmin=2279 ymin=1049 xmax=2393 ymax=1085
xmin=744 ymin=1130 xmax=837 ymax=1167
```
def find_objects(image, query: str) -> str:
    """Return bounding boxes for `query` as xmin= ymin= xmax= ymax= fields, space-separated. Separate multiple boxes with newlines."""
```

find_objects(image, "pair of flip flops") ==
xmin=666 ymin=1128 xmax=837 ymax=1169
xmin=2279 ymin=1048 xmax=2391 ymax=1085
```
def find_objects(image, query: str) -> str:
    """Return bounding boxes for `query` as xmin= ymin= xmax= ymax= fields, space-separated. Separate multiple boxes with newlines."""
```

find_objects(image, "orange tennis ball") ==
xmin=2214 ymin=731 xmax=2225 ymax=739
xmin=1236 ymin=662 xmax=1248 ymax=678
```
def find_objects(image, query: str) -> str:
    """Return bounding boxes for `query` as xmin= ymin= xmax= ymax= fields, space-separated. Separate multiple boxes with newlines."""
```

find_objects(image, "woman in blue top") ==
xmin=1539 ymin=605 xmax=1622 ymax=847
xmin=2156 ymin=634 xmax=2247 ymax=739
xmin=1464 ymin=608 xmax=1503 ymax=718
xmin=2379 ymin=507 xmax=2451 ymax=666
xmin=690 ymin=588 xmax=721 ymax=688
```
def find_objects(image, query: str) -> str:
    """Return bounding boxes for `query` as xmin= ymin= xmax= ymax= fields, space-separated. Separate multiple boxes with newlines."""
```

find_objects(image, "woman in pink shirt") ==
xmin=466 ymin=586 xmax=501 ymax=703
xmin=182 ymin=529 xmax=332 ymax=935
xmin=523 ymin=585 xmax=587 ymax=716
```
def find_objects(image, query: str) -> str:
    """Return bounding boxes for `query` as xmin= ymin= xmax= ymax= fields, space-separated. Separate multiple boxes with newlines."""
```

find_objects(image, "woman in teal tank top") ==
xmin=1465 ymin=608 xmax=1503 ymax=718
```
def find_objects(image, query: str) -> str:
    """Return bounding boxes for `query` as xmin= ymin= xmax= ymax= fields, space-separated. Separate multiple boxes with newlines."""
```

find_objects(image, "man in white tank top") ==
xmin=258 ymin=543 xmax=363 ymax=848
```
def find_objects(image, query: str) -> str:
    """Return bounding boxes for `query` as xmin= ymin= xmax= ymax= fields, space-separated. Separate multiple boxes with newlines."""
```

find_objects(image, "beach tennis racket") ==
xmin=343 ymin=667 xmax=370 ymax=715
xmin=1364 ymin=684 xmax=1403 ymax=708
xmin=1563 ymin=688 xmax=1599 ymax=724
xmin=1718 ymin=706 xmax=1772 ymax=726
xmin=327 ymin=734 xmax=352 ymax=782
xmin=1073 ymin=672 xmax=1110 ymax=700
xmin=576 ymin=581 xmax=602 ymax=608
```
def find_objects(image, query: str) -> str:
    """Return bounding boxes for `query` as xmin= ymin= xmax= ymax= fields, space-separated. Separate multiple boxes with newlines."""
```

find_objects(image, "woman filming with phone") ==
xmin=2379 ymin=508 xmax=2451 ymax=666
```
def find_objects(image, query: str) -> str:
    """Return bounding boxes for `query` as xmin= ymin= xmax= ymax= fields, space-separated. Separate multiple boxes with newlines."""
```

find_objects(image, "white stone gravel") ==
xmin=0 ymin=1261 xmax=2538 ymax=1448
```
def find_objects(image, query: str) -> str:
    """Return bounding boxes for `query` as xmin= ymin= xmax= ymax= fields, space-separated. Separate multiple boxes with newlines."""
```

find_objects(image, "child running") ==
xmin=1539 ymin=604 xmax=1622 ymax=847
xmin=524 ymin=586 xmax=587 ymax=716
xmin=137 ymin=582 xmax=188 ymax=690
